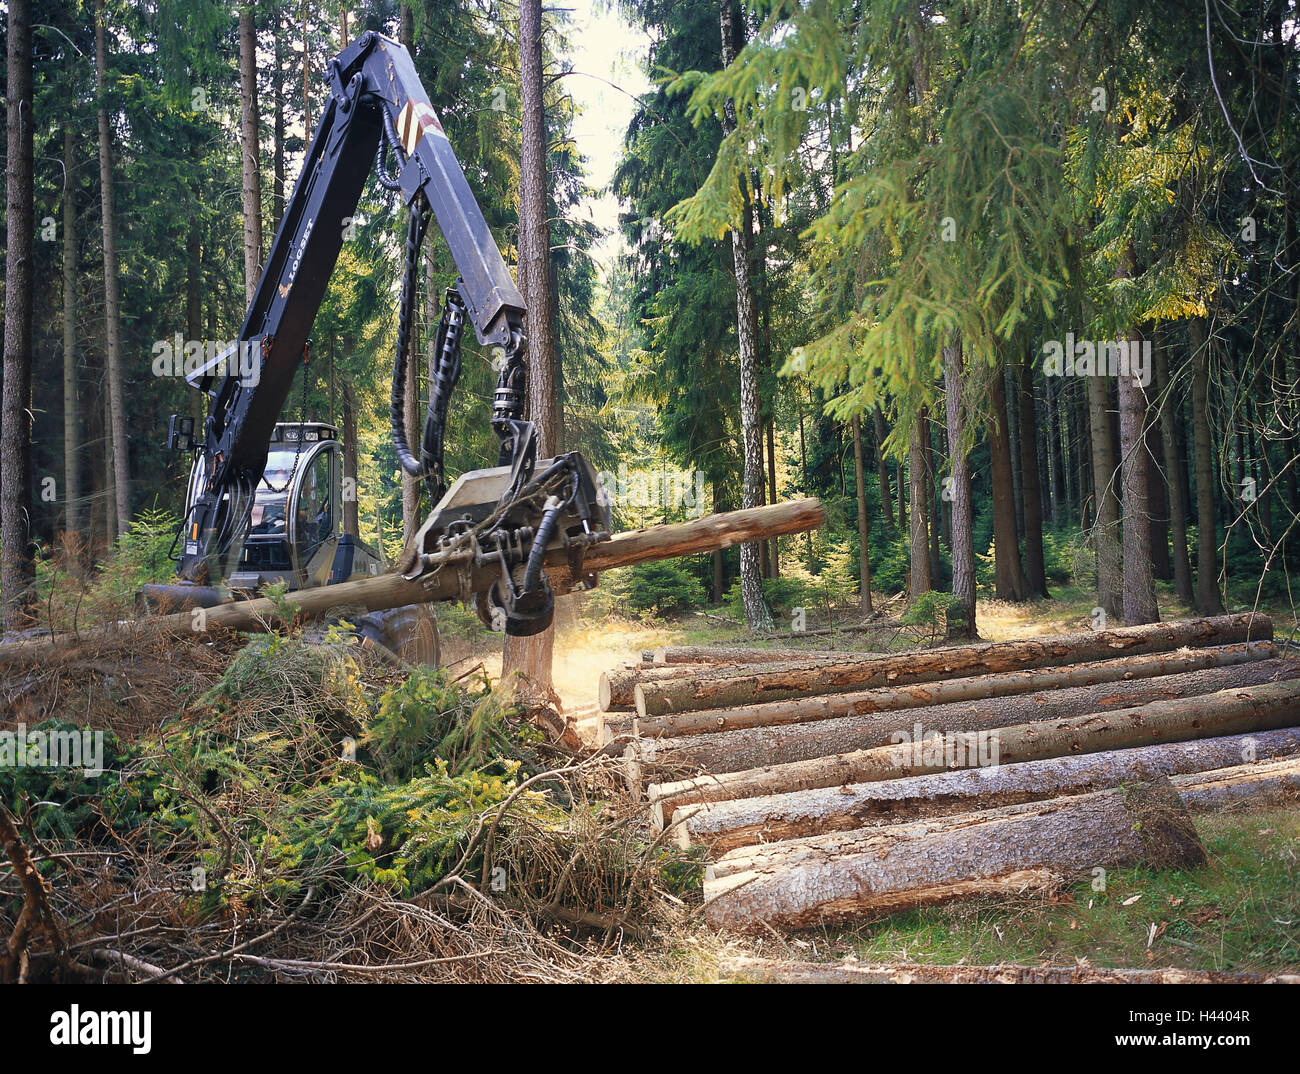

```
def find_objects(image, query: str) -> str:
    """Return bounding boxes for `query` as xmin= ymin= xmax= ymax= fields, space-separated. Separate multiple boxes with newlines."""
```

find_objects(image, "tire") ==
xmin=355 ymin=603 xmax=441 ymax=667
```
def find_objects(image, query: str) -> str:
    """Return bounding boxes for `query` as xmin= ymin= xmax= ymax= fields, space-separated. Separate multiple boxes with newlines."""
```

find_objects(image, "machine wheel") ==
xmin=355 ymin=603 xmax=441 ymax=667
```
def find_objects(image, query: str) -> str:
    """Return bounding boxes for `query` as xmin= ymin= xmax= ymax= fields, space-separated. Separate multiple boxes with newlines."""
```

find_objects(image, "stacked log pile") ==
xmin=592 ymin=615 xmax=1300 ymax=933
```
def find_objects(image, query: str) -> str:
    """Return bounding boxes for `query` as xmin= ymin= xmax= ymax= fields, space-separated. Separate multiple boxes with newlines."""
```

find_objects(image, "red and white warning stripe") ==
xmin=397 ymin=99 xmax=445 ymax=154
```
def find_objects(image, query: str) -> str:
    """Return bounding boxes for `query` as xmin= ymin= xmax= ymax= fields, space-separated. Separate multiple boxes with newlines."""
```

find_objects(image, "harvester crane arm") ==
xmin=175 ymin=31 xmax=534 ymax=588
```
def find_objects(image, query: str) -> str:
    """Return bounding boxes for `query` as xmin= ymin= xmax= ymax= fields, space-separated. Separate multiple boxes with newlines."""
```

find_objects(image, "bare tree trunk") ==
xmin=851 ymin=416 xmax=872 ymax=614
xmin=102 ymin=388 xmax=116 ymax=545
xmin=712 ymin=484 xmax=725 ymax=603
xmin=238 ymin=5 xmax=263 ymax=305
xmin=95 ymin=0 xmax=130 ymax=537
xmin=907 ymin=416 xmax=931 ymax=602
xmin=873 ymin=407 xmax=893 ymax=528
xmin=185 ymin=187 xmax=204 ymax=433
xmin=1043 ymin=371 xmax=1060 ymax=525
xmin=766 ymin=417 xmax=779 ymax=578
xmin=1190 ymin=317 xmax=1225 ymax=614
xmin=943 ymin=338 xmax=976 ymax=638
xmin=988 ymin=366 xmax=1028 ymax=601
xmin=300 ymin=0 xmax=311 ymax=132
xmin=342 ymin=382 xmax=358 ymax=537
xmin=1153 ymin=339 xmax=1194 ymax=604
xmin=1018 ymin=359 xmax=1048 ymax=596
xmin=1146 ymin=415 xmax=1173 ymax=581
xmin=2 ymin=0 xmax=35 ymax=630
xmin=1116 ymin=252 xmax=1158 ymax=624
xmin=62 ymin=126 xmax=83 ymax=546
xmin=924 ymin=414 xmax=942 ymax=582
xmin=272 ymin=20 xmax=286 ymax=234
xmin=501 ymin=0 xmax=562 ymax=692
xmin=896 ymin=459 xmax=906 ymax=532
xmin=1087 ymin=367 xmax=1122 ymax=618
xmin=718 ymin=0 xmax=771 ymax=632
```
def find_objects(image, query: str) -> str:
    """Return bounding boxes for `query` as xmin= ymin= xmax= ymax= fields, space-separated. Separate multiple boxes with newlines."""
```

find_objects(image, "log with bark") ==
xmin=625 ymin=653 xmax=1297 ymax=788
xmin=701 ymin=757 xmax=1300 ymax=883
xmin=598 ymin=664 xmax=710 ymax=712
xmin=634 ymin=614 xmax=1272 ymax=717
xmin=669 ymin=727 xmax=1300 ymax=852
xmin=651 ymin=645 xmax=874 ymax=666
xmin=616 ymin=637 xmax=1268 ymax=738
xmin=1174 ymin=755 xmax=1300 ymax=812
xmin=620 ymin=641 xmax=1277 ymax=740
xmin=647 ymin=678 xmax=1300 ymax=820
xmin=702 ymin=776 xmax=1206 ymax=932
xmin=0 ymin=498 xmax=826 ymax=662
xmin=718 ymin=957 xmax=1300 ymax=985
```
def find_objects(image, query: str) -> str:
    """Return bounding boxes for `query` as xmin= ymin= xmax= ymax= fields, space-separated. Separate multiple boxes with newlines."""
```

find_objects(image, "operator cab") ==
xmin=182 ymin=421 xmax=381 ymax=593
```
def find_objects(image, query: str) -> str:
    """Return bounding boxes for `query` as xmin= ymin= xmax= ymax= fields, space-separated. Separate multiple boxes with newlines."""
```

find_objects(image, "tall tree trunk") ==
xmin=988 ymin=367 xmax=1028 ymax=601
xmin=186 ymin=188 xmax=204 ymax=431
xmin=272 ymin=22 xmax=286 ymax=234
xmin=873 ymin=407 xmax=893 ymax=529
xmin=924 ymin=414 xmax=942 ymax=583
xmin=102 ymin=381 xmax=117 ymax=545
xmin=943 ymin=338 xmax=977 ymax=639
xmin=1152 ymin=339 xmax=1194 ymax=604
xmin=342 ymin=382 xmax=359 ymax=537
xmin=718 ymin=0 xmax=771 ymax=632
xmin=1087 ymin=367 xmax=1122 ymax=618
xmin=95 ymin=0 xmax=130 ymax=537
xmin=1017 ymin=359 xmax=1048 ymax=596
xmin=907 ymin=416 xmax=931 ymax=603
xmin=851 ymin=416 xmax=873 ymax=614
xmin=2 ymin=0 xmax=35 ymax=630
xmin=712 ymin=484 xmax=725 ymax=603
xmin=1043 ymin=371 xmax=1060 ymax=525
xmin=501 ymin=0 xmax=563 ymax=691
xmin=766 ymin=416 xmax=779 ymax=578
xmin=1059 ymin=380 xmax=1074 ymax=519
xmin=1147 ymin=422 xmax=1173 ymax=580
xmin=1190 ymin=317 xmax=1225 ymax=614
xmin=238 ymin=5 xmax=262 ymax=304
xmin=1116 ymin=247 xmax=1158 ymax=625
xmin=1118 ymin=337 xmax=1158 ymax=624
xmin=1006 ymin=368 xmax=1024 ymax=540
xmin=300 ymin=0 xmax=311 ymax=131
xmin=62 ymin=126 xmax=83 ymax=547
xmin=896 ymin=460 xmax=906 ymax=532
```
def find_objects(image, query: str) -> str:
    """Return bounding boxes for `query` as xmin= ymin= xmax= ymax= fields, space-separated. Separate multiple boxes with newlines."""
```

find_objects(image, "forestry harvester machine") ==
xmin=140 ymin=32 xmax=609 ymax=661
